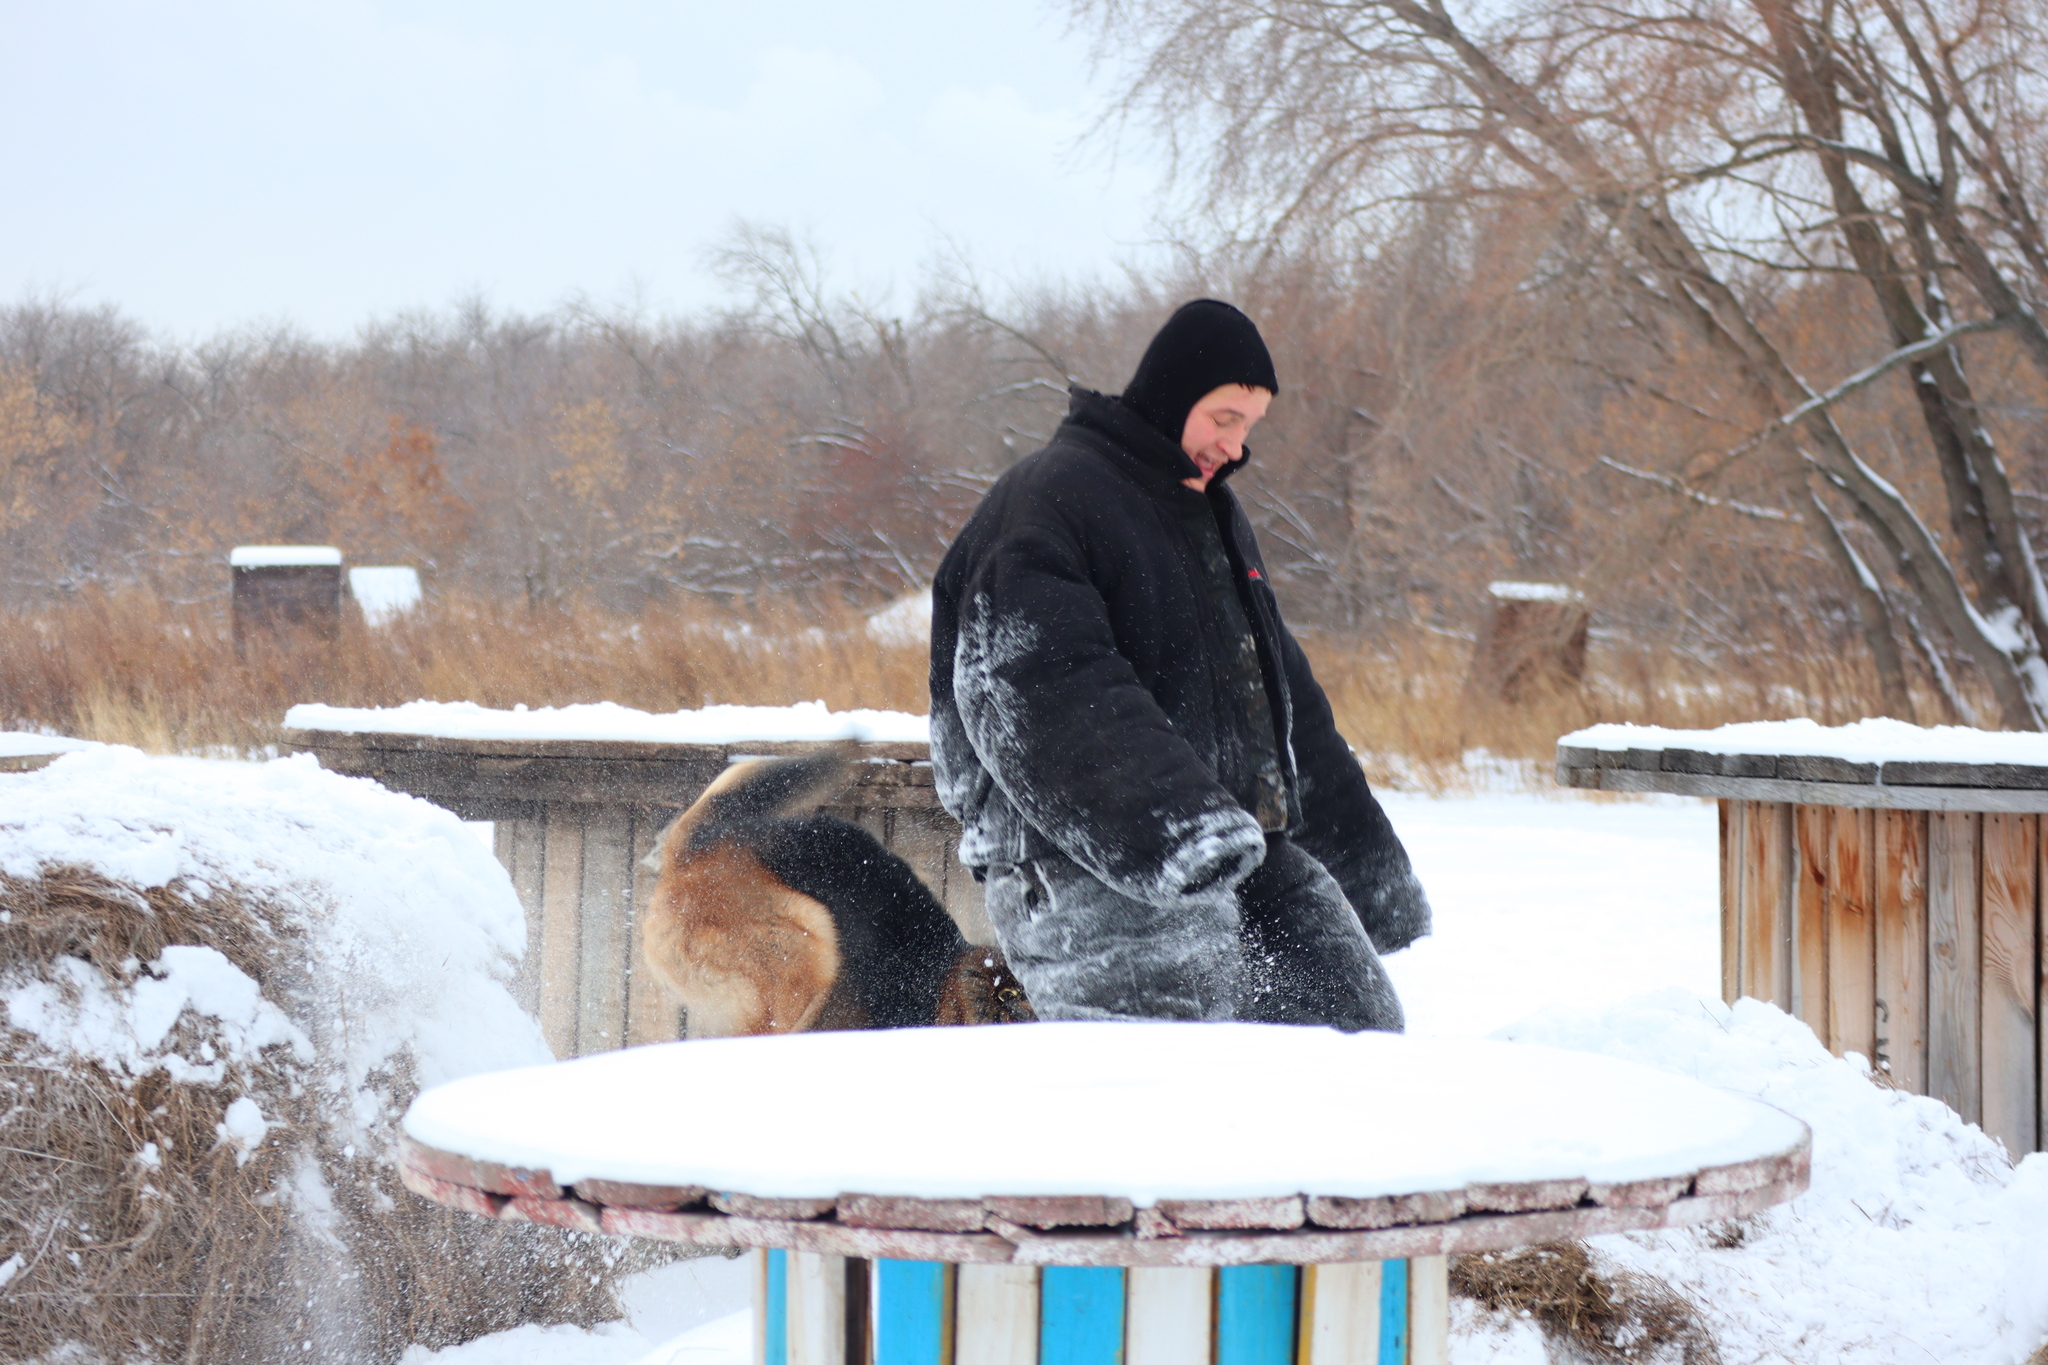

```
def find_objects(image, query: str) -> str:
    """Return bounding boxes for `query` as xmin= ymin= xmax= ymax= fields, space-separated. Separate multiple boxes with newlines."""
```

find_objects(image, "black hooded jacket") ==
xmin=929 ymin=388 xmax=1430 ymax=953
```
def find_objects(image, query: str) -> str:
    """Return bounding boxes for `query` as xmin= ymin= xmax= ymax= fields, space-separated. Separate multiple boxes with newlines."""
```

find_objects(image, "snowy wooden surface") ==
xmin=398 ymin=1023 xmax=1809 ymax=1266
xmin=1557 ymin=719 xmax=2048 ymax=811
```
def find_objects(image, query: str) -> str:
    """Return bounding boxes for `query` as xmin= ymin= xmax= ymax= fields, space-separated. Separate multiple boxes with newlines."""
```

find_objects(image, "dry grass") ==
xmin=0 ymin=586 xmax=1926 ymax=789
xmin=1452 ymin=1242 xmax=1720 ymax=1363
xmin=0 ymin=866 xmax=679 ymax=1364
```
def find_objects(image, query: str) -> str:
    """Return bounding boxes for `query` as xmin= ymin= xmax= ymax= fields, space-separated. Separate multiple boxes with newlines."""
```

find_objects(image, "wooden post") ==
xmin=626 ymin=807 xmax=684 ymax=1046
xmin=1216 ymin=1265 xmax=1299 ymax=1364
xmin=1928 ymin=812 xmax=1984 ymax=1124
xmin=1979 ymin=813 xmax=2039 ymax=1158
xmin=1719 ymin=802 xmax=1740 ymax=1005
xmin=1736 ymin=803 xmax=1794 ymax=1009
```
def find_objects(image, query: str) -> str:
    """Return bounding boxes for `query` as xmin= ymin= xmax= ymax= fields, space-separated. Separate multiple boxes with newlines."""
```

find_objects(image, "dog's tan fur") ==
xmin=642 ymin=761 xmax=843 ymax=1038
xmin=642 ymin=756 xmax=1034 ymax=1037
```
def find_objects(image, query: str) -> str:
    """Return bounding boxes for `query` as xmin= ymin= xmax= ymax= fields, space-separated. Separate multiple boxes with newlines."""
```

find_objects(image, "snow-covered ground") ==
xmin=4 ymin=743 xmax=2041 ymax=1364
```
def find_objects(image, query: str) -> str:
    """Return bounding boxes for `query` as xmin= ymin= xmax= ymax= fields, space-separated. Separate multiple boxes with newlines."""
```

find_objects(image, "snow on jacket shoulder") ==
xmin=929 ymin=387 xmax=1431 ymax=952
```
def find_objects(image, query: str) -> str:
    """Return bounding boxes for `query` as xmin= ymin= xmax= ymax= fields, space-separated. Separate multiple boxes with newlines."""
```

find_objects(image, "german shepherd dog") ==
xmin=641 ymin=751 xmax=1034 ymax=1037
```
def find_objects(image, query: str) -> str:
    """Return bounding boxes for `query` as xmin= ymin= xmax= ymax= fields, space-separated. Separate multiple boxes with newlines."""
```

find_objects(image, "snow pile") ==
xmin=0 ymin=731 xmax=97 ymax=759
xmin=351 ymin=565 xmax=425 ymax=626
xmin=0 ymin=746 xmax=655 ymax=1361
xmin=864 ymin=588 xmax=932 ymax=646
xmin=1561 ymin=716 xmax=2046 ymax=767
xmin=0 ymin=746 xmax=546 ymax=1115
xmin=1499 ymin=989 xmax=2048 ymax=1364
xmin=284 ymin=699 xmax=930 ymax=746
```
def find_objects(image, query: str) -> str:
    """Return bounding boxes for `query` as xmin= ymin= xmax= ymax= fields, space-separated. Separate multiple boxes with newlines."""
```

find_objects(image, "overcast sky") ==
xmin=2 ymin=1 xmax=1164 ymax=341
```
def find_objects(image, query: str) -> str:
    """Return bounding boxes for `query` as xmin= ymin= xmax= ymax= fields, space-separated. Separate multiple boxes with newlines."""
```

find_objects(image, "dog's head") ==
xmin=934 ymin=947 xmax=1036 ymax=1026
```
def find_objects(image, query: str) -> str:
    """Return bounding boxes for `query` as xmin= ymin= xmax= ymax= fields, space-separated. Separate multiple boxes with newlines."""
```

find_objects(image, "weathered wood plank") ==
xmin=1740 ymin=803 xmax=1794 ymax=1008
xmin=759 ymin=1248 xmax=787 ymax=1365
xmin=1576 ymin=767 xmax=2048 ymax=812
xmin=1720 ymin=801 xmax=1740 ymax=1005
xmin=577 ymin=805 xmax=635 ymax=1055
xmin=1126 ymin=1266 xmax=1211 ymax=1365
xmin=1827 ymin=806 xmax=1878 ymax=1063
xmin=1410 ymin=1254 xmax=1451 ymax=1365
xmin=1215 ymin=1264 xmax=1298 ymax=1365
xmin=1928 ymin=812 xmax=1983 ymax=1124
xmin=625 ymin=807 xmax=683 ymax=1047
xmin=1793 ymin=805 xmax=1832 ymax=1041
xmin=1873 ymin=809 xmax=1929 ymax=1093
xmin=873 ymin=1259 xmax=952 ymax=1365
xmin=499 ymin=817 xmax=547 ymax=1015
xmin=1979 ymin=812 xmax=2038 ymax=1158
xmin=956 ymin=1263 xmax=1037 ymax=1365
xmin=788 ymin=1250 xmax=847 ymax=1365
xmin=1039 ymin=1265 xmax=1123 ymax=1365
xmin=537 ymin=806 xmax=584 ymax=1059
xmin=1379 ymin=1258 xmax=1410 ymax=1364
xmin=1298 ymin=1261 xmax=1378 ymax=1365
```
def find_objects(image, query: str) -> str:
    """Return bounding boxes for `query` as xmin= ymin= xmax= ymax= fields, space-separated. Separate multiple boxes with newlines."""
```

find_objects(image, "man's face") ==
xmin=1180 ymin=384 xmax=1273 ymax=492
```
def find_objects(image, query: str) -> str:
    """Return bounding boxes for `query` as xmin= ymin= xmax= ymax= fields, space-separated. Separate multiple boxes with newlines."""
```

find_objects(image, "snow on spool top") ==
xmin=283 ymin=699 xmax=930 ymax=746
xmin=403 ymin=1021 xmax=1808 ymax=1203
xmin=1487 ymin=580 xmax=1581 ymax=602
xmin=228 ymin=545 xmax=343 ymax=568
xmin=348 ymin=566 xmax=422 ymax=626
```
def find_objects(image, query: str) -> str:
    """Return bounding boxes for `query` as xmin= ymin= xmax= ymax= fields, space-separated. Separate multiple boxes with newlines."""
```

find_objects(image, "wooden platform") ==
xmin=284 ymin=726 xmax=987 ymax=1057
xmin=1558 ymin=738 xmax=2045 ymax=1156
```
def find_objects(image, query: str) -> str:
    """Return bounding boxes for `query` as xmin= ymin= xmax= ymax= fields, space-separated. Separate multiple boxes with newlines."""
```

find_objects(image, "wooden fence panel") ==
xmin=1928 ymin=812 xmax=1983 ymax=1124
xmin=1980 ymin=813 xmax=2039 ymax=1158
xmin=1874 ymin=809 xmax=1929 ymax=1093
xmin=538 ymin=805 xmax=584 ymax=1059
xmin=1827 ymin=808 xmax=1878 ymax=1063
xmin=1794 ymin=806 xmax=1832 ymax=1041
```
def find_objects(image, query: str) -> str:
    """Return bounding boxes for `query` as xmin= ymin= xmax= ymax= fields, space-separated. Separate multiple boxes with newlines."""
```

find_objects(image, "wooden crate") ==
xmin=286 ymin=728 xmax=988 ymax=1058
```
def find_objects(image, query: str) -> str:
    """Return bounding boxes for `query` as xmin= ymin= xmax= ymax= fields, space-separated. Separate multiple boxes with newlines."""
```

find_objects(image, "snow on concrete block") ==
xmin=284 ymin=698 xmax=930 ymax=746
xmin=228 ymin=545 xmax=344 ymax=568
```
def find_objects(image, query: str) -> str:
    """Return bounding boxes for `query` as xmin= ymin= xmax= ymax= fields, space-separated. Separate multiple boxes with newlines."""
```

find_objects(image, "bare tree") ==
xmin=1080 ymin=0 xmax=2048 ymax=726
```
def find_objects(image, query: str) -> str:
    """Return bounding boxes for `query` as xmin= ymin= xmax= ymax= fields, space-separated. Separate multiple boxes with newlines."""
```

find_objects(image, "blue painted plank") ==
xmin=874 ymin=1258 xmax=951 ymax=1365
xmin=764 ymin=1249 xmax=788 ymax=1365
xmin=1217 ymin=1264 xmax=1298 ymax=1365
xmin=1040 ymin=1265 xmax=1125 ymax=1365
xmin=1378 ymin=1259 xmax=1409 ymax=1365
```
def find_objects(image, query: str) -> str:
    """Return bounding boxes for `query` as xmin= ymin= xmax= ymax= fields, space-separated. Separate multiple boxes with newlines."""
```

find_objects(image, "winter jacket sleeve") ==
xmin=951 ymin=513 xmax=1269 ymax=909
xmin=1277 ymin=625 xmax=1433 ymax=952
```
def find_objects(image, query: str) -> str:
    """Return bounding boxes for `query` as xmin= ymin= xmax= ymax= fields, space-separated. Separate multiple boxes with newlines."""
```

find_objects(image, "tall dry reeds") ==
xmin=0 ymin=586 xmax=1917 ymax=791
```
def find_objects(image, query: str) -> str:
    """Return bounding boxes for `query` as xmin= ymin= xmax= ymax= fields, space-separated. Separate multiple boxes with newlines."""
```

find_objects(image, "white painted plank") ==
xmin=787 ymin=1250 xmax=847 ymax=1365
xmin=1300 ymin=1261 xmax=1380 ymax=1365
xmin=956 ymin=1262 xmax=1039 ymax=1365
xmin=1408 ymin=1255 xmax=1450 ymax=1365
xmin=1127 ymin=1265 xmax=1212 ymax=1365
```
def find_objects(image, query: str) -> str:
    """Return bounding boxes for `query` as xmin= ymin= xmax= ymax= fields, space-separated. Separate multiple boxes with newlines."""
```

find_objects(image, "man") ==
xmin=929 ymin=299 xmax=1429 ymax=1031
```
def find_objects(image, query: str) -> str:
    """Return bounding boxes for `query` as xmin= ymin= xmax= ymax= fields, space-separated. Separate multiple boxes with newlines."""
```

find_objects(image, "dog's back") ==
xmin=642 ymin=753 xmax=1032 ymax=1037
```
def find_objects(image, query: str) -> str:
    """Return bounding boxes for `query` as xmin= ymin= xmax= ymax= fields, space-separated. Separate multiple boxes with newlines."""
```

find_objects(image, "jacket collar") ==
xmin=1060 ymin=387 xmax=1251 ymax=496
